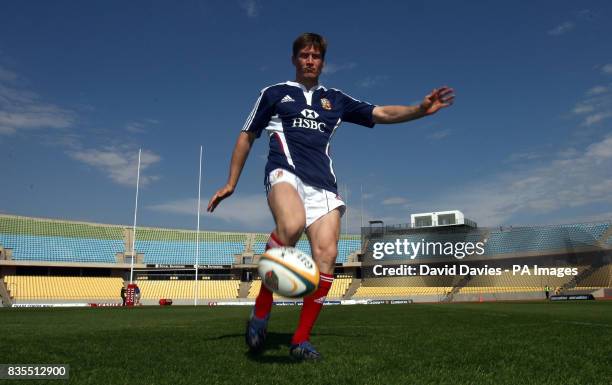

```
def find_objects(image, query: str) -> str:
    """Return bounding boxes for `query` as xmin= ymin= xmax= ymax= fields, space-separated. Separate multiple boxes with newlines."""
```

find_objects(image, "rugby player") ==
xmin=207 ymin=32 xmax=454 ymax=360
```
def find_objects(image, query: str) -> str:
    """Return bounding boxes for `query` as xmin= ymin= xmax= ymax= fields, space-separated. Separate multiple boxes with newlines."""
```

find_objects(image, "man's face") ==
xmin=292 ymin=45 xmax=324 ymax=81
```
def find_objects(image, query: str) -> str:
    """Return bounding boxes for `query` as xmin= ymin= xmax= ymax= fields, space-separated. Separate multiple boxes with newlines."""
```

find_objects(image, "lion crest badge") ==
xmin=320 ymin=98 xmax=332 ymax=110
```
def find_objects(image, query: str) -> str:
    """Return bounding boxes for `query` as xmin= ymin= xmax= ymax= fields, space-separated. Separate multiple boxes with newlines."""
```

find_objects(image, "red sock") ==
xmin=254 ymin=232 xmax=283 ymax=319
xmin=291 ymin=272 xmax=333 ymax=345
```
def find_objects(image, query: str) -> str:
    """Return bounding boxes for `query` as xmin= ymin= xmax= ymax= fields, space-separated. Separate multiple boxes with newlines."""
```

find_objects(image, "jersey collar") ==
xmin=285 ymin=81 xmax=326 ymax=92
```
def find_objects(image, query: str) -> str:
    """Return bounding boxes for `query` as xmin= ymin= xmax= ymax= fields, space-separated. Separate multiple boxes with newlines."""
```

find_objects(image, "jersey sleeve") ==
xmin=241 ymin=87 xmax=276 ymax=138
xmin=336 ymin=90 xmax=376 ymax=128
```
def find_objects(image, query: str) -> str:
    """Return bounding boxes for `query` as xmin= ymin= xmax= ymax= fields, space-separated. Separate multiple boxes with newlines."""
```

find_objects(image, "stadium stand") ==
xmin=247 ymin=277 xmax=352 ymax=299
xmin=327 ymin=277 xmax=352 ymax=298
xmin=364 ymin=231 xmax=486 ymax=259
xmin=355 ymin=276 xmax=454 ymax=298
xmin=1 ymin=214 xmax=610 ymax=304
xmin=247 ymin=279 xmax=312 ymax=300
xmin=252 ymin=234 xmax=360 ymax=263
xmin=247 ymin=279 xmax=262 ymax=299
xmin=459 ymin=267 xmax=578 ymax=292
xmin=354 ymin=286 xmax=452 ymax=297
xmin=5 ymin=276 xmax=123 ymax=301
xmin=135 ymin=228 xmax=247 ymax=265
xmin=577 ymin=265 xmax=612 ymax=288
xmin=483 ymin=223 xmax=609 ymax=255
xmin=0 ymin=216 xmax=123 ymax=263
xmin=364 ymin=222 xmax=609 ymax=259
xmin=136 ymin=279 xmax=240 ymax=299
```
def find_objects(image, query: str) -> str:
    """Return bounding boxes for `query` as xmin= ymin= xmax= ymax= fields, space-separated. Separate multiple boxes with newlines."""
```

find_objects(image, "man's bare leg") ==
xmin=248 ymin=182 xmax=307 ymax=352
xmin=267 ymin=182 xmax=306 ymax=246
xmin=291 ymin=208 xmax=341 ymax=351
xmin=252 ymin=182 xmax=306 ymax=319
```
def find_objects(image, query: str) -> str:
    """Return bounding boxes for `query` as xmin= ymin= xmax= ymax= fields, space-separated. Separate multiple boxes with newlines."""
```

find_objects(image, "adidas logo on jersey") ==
xmin=281 ymin=95 xmax=295 ymax=103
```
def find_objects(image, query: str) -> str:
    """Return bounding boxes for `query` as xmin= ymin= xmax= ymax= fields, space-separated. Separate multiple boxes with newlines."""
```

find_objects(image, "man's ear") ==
xmin=291 ymin=55 xmax=297 ymax=67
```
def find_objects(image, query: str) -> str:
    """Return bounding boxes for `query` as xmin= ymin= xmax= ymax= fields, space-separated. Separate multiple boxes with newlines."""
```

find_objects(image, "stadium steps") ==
xmin=238 ymin=281 xmax=251 ymax=298
xmin=243 ymin=234 xmax=256 ymax=253
xmin=344 ymin=278 xmax=361 ymax=299
xmin=600 ymin=224 xmax=612 ymax=242
xmin=442 ymin=275 xmax=472 ymax=303
xmin=328 ymin=277 xmax=352 ymax=298
xmin=345 ymin=251 xmax=360 ymax=263
xmin=0 ymin=277 xmax=13 ymax=307
xmin=567 ymin=264 xmax=611 ymax=289
xmin=0 ymin=246 xmax=13 ymax=260
xmin=561 ymin=265 xmax=597 ymax=290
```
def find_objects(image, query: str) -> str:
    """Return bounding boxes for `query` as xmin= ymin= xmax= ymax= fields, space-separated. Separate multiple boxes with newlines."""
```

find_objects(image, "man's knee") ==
xmin=275 ymin=220 xmax=305 ymax=245
xmin=311 ymin=243 xmax=337 ymax=274
xmin=312 ymin=242 xmax=337 ymax=259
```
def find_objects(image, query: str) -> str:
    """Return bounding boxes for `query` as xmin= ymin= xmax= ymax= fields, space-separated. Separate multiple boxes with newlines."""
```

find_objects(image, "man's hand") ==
xmin=372 ymin=86 xmax=455 ymax=124
xmin=207 ymin=184 xmax=235 ymax=212
xmin=420 ymin=86 xmax=455 ymax=115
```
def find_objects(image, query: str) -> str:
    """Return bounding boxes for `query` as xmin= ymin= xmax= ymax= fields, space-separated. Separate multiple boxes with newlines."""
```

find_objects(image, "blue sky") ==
xmin=1 ymin=1 xmax=611 ymax=233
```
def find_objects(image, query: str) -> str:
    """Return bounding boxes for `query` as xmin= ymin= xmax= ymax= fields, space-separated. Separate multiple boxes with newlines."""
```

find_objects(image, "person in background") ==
xmin=120 ymin=283 xmax=126 ymax=307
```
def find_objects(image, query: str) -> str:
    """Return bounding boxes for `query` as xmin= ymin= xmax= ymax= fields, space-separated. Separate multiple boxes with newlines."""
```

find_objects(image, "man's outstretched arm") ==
xmin=207 ymin=131 xmax=257 ymax=212
xmin=373 ymin=86 xmax=454 ymax=124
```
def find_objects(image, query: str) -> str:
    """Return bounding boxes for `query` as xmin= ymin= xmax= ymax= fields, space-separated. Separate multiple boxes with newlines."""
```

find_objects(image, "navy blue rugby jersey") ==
xmin=241 ymin=81 xmax=376 ymax=194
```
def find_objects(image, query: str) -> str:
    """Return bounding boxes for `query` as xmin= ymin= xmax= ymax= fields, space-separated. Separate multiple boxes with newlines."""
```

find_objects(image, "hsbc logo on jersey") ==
xmin=300 ymin=109 xmax=319 ymax=119
xmin=293 ymin=109 xmax=326 ymax=132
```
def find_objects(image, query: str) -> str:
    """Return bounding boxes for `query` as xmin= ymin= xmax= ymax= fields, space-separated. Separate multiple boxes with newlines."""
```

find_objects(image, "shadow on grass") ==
xmin=206 ymin=330 xmax=360 ymax=342
xmin=206 ymin=330 xmax=359 ymax=364
xmin=244 ymin=332 xmax=298 ymax=364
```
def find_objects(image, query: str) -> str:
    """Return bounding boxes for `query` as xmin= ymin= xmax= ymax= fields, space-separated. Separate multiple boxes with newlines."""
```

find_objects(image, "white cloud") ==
xmin=0 ymin=83 xmax=75 ymax=135
xmin=0 ymin=66 xmax=17 ymax=82
xmin=68 ymin=146 xmax=161 ymax=187
xmin=240 ymin=0 xmax=259 ymax=18
xmin=572 ymin=84 xmax=612 ymax=126
xmin=587 ymin=85 xmax=608 ymax=95
xmin=584 ymin=112 xmax=612 ymax=126
xmin=577 ymin=9 xmax=596 ymax=22
xmin=505 ymin=151 xmax=543 ymax=163
xmin=382 ymin=197 xmax=408 ymax=205
xmin=547 ymin=21 xmax=574 ymax=36
xmin=125 ymin=119 xmax=158 ymax=134
xmin=0 ymin=125 xmax=16 ymax=135
xmin=0 ymin=62 xmax=165 ymax=189
xmin=148 ymin=198 xmax=200 ymax=216
xmin=322 ymin=62 xmax=356 ymax=75
xmin=585 ymin=135 xmax=612 ymax=160
xmin=563 ymin=211 xmax=612 ymax=223
xmin=428 ymin=129 xmax=451 ymax=140
xmin=358 ymin=75 xmax=388 ymax=88
xmin=362 ymin=192 xmax=375 ymax=200
xmin=149 ymin=194 xmax=272 ymax=228
xmin=126 ymin=122 xmax=146 ymax=134
xmin=602 ymin=64 xmax=612 ymax=74
xmin=572 ymin=104 xmax=595 ymax=115
xmin=421 ymin=134 xmax=612 ymax=226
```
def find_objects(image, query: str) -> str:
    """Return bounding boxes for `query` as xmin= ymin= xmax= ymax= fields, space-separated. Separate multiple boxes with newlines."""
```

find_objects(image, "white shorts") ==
xmin=266 ymin=168 xmax=345 ymax=228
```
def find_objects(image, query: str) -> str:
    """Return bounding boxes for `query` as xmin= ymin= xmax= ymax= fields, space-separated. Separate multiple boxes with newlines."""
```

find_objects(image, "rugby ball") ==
xmin=258 ymin=247 xmax=319 ymax=298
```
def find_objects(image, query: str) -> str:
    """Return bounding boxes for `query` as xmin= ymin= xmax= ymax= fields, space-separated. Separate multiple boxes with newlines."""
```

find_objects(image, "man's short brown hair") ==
xmin=292 ymin=33 xmax=327 ymax=59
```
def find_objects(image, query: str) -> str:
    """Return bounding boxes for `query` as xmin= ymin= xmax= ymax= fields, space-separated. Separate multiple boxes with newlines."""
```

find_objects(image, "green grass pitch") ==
xmin=2 ymin=302 xmax=611 ymax=384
